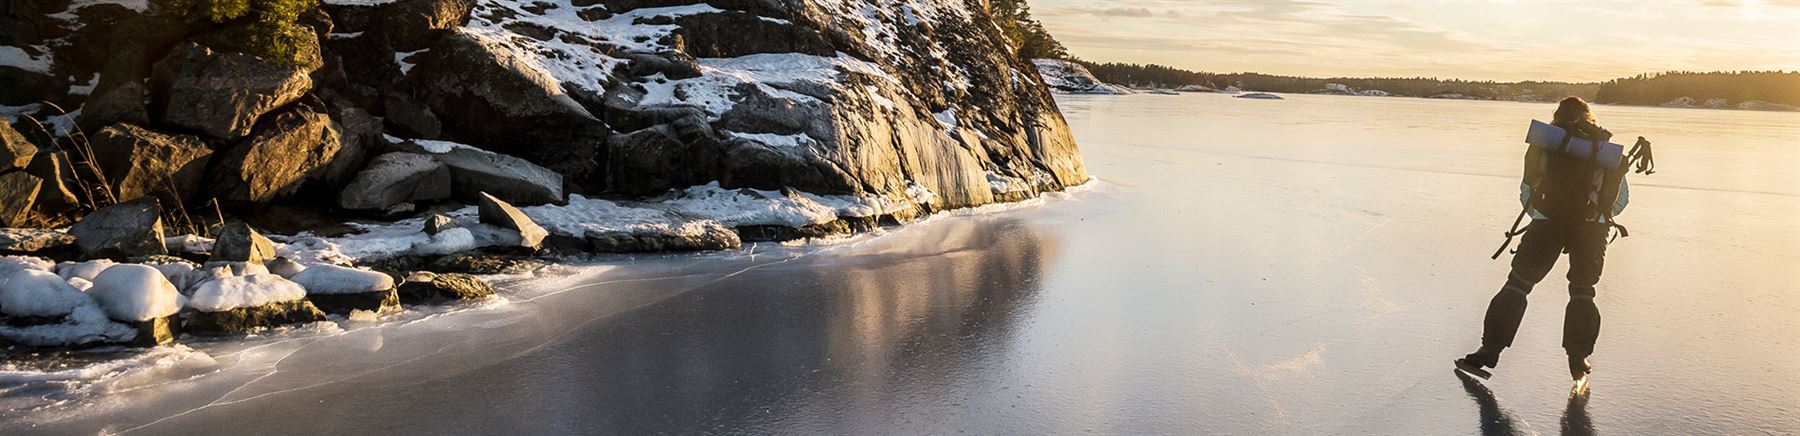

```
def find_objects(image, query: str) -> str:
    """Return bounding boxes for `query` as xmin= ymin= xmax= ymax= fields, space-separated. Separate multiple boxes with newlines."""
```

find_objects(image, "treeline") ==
xmin=1076 ymin=61 xmax=1597 ymax=101
xmin=991 ymin=0 xmax=1068 ymax=60
xmin=1595 ymin=71 xmax=1800 ymax=106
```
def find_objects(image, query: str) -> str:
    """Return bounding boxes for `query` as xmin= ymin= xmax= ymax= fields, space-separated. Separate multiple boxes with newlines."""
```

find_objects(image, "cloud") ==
xmin=1061 ymin=5 xmax=1162 ymax=18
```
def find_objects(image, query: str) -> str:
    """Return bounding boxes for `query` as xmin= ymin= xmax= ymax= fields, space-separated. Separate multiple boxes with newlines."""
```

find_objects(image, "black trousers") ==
xmin=1481 ymin=219 xmax=1608 ymax=357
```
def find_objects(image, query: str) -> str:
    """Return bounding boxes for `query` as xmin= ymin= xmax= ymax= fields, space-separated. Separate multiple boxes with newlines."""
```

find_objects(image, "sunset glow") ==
xmin=1033 ymin=0 xmax=1800 ymax=82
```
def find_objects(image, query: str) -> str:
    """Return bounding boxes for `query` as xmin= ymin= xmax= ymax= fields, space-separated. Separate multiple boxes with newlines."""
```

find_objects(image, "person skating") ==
xmin=1456 ymin=96 xmax=1652 ymax=384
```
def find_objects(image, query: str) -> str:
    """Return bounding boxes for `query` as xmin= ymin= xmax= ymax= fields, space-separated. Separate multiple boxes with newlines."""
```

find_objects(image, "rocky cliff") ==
xmin=1 ymin=0 xmax=1087 ymax=230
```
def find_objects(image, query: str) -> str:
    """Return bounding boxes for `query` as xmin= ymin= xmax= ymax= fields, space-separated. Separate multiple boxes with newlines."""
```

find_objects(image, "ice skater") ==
xmin=1456 ymin=96 xmax=1656 ymax=390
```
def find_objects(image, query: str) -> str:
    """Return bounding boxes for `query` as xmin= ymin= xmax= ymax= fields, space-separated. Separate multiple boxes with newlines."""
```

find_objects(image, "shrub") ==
xmin=152 ymin=0 xmax=321 ymax=65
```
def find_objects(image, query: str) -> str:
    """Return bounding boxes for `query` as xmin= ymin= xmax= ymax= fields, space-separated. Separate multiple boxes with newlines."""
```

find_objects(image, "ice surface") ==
xmin=86 ymin=265 xmax=183 ymax=321
xmin=289 ymin=264 xmax=395 ymax=295
xmin=186 ymin=274 xmax=308 ymax=312
xmin=13 ymin=95 xmax=1793 ymax=434
xmin=0 ymin=269 xmax=92 ymax=317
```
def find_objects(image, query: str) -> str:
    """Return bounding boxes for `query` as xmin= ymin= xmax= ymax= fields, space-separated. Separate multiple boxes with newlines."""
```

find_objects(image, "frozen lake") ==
xmin=4 ymin=93 xmax=1797 ymax=434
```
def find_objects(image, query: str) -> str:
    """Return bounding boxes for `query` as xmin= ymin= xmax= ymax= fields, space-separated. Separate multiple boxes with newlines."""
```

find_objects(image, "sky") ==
xmin=1029 ymin=0 xmax=1800 ymax=83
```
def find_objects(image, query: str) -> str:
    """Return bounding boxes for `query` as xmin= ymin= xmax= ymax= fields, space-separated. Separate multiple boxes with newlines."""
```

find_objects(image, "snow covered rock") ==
xmin=390 ymin=140 xmax=564 ymax=205
xmin=290 ymin=264 xmax=399 ymax=314
xmin=184 ymin=274 xmax=309 ymax=312
xmin=164 ymin=234 xmax=215 ymax=254
xmin=337 ymin=152 xmax=451 ymax=211
xmin=185 ymin=276 xmax=326 ymax=335
xmin=207 ymin=101 xmax=345 ymax=203
xmin=289 ymin=264 xmax=395 ymax=295
xmin=396 ymin=272 xmax=493 ymax=303
xmin=56 ymin=259 xmax=115 ymax=282
xmin=0 ymin=228 xmax=76 ymax=254
xmin=423 ymin=213 xmax=457 ymax=235
xmin=1032 ymin=59 xmax=1132 ymax=95
xmin=138 ymin=257 xmax=201 ymax=292
xmin=87 ymin=123 xmax=213 ymax=204
xmin=477 ymin=192 xmax=546 ymax=250
xmin=0 ymin=269 xmax=91 ymax=318
xmin=0 ymin=171 xmax=42 ymax=227
xmin=150 ymin=42 xmax=316 ymax=140
xmin=0 ymin=255 xmax=54 ymax=283
xmin=69 ymin=197 xmax=168 ymax=258
xmin=86 ymin=264 xmax=183 ymax=322
xmin=267 ymin=256 xmax=307 ymax=279
xmin=411 ymin=226 xmax=477 ymax=256
xmin=209 ymin=223 xmax=278 ymax=264
xmin=0 ymin=304 xmax=137 ymax=347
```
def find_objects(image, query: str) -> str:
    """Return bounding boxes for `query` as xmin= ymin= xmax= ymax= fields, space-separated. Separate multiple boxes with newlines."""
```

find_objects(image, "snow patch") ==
xmin=728 ymin=131 xmax=815 ymax=149
xmin=0 ymin=46 xmax=53 ymax=74
xmin=394 ymin=49 xmax=428 ymax=75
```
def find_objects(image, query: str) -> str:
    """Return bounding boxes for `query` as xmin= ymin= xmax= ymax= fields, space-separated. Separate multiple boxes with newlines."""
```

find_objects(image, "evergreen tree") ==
xmin=992 ymin=0 xmax=1069 ymax=59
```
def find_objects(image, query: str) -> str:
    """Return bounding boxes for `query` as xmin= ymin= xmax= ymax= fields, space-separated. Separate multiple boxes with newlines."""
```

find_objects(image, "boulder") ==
xmin=375 ymin=0 xmax=476 ymax=51
xmin=78 ymin=80 xmax=151 ymax=129
xmin=404 ymin=31 xmax=607 ymax=169
xmin=87 ymin=123 xmax=212 ymax=203
xmin=68 ymin=197 xmax=167 ymax=258
xmin=0 ymin=228 xmax=76 ymax=254
xmin=125 ymin=316 xmax=179 ymax=347
xmin=1 ymin=122 xmax=35 ymax=172
xmin=391 ymin=140 xmax=563 ymax=205
xmin=336 ymin=152 xmax=450 ymax=211
xmin=314 ymin=104 xmax=382 ymax=189
xmin=209 ymin=222 xmax=277 ymax=264
xmin=184 ymin=300 xmax=327 ymax=335
xmin=151 ymin=42 xmax=314 ymax=139
xmin=23 ymin=151 xmax=82 ymax=214
xmin=0 ymin=172 xmax=42 ymax=227
xmin=208 ymin=103 xmax=345 ymax=203
xmin=396 ymin=271 xmax=494 ymax=303
xmin=306 ymin=289 xmax=399 ymax=314
xmin=422 ymin=213 xmax=456 ymax=235
xmin=476 ymin=192 xmax=546 ymax=250
xmin=428 ymin=252 xmax=543 ymax=275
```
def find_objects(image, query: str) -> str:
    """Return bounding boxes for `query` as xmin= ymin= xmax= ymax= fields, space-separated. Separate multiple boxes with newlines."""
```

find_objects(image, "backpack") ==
xmin=1491 ymin=121 xmax=1655 ymax=259
xmin=1530 ymin=121 xmax=1615 ymax=222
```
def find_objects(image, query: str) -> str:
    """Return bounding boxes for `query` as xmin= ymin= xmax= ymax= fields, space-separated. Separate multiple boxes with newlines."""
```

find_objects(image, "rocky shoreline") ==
xmin=1 ymin=0 xmax=1089 ymax=350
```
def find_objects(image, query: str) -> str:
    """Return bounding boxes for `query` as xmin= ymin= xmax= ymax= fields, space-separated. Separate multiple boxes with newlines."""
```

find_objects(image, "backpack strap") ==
xmin=1491 ymin=207 xmax=1531 ymax=259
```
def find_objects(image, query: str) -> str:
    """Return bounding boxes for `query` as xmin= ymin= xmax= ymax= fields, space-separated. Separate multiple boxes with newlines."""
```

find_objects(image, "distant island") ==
xmin=1074 ymin=61 xmax=1800 ymax=111
xmin=984 ymin=4 xmax=1797 ymax=111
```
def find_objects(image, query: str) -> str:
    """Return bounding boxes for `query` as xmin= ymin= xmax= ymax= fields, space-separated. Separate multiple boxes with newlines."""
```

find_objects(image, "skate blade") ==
xmin=1570 ymin=376 xmax=1590 ymax=396
xmin=1454 ymin=359 xmax=1492 ymax=379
